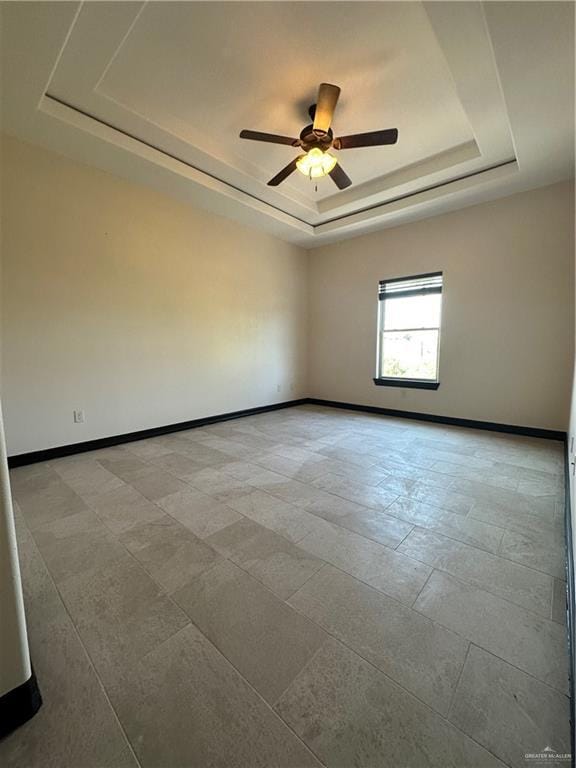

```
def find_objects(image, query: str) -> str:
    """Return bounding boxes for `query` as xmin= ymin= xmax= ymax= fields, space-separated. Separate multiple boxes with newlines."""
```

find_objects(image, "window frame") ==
xmin=374 ymin=271 xmax=443 ymax=390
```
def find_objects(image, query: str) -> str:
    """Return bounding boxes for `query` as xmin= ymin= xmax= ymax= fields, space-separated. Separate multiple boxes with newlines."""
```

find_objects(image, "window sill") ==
xmin=373 ymin=378 xmax=440 ymax=390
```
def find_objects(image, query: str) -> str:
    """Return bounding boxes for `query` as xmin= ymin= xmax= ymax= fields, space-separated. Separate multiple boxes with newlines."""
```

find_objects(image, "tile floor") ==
xmin=1 ymin=405 xmax=571 ymax=768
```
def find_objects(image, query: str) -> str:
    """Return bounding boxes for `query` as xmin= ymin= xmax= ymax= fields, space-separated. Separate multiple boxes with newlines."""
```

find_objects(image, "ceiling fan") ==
xmin=239 ymin=83 xmax=398 ymax=190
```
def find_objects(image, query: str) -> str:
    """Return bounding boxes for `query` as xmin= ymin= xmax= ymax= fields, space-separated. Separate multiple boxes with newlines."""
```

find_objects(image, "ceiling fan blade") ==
xmin=240 ymin=130 xmax=299 ymax=146
xmin=329 ymin=162 xmax=352 ymax=190
xmin=334 ymin=128 xmax=398 ymax=149
xmin=267 ymin=158 xmax=299 ymax=186
xmin=313 ymin=83 xmax=341 ymax=134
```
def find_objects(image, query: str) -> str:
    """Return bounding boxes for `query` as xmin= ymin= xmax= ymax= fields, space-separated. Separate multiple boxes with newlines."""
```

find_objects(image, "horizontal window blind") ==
xmin=378 ymin=272 xmax=443 ymax=300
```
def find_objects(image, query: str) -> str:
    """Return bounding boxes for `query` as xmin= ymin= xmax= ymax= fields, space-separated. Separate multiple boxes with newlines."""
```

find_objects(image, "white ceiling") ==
xmin=1 ymin=1 xmax=573 ymax=247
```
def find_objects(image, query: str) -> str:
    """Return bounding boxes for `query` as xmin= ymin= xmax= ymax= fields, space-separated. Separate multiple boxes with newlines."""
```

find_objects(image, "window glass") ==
xmin=380 ymin=330 xmax=439 ymax=379
xmin=383 ymin=294 xmax=441 ymax=330
xmin=377 ymin=273 xmax=443 ymax=382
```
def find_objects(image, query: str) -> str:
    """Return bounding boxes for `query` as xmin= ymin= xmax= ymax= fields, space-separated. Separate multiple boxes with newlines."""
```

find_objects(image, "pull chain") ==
xmin=307 ymin=170 xmax=318 ymax=193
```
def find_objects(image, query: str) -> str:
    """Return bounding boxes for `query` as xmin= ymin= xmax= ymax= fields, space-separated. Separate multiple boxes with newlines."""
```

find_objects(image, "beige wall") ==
xmin=308 ymin=181 xmax=574 ymax=431
xmin=0 ymin=136 xmax=308 ymax=456
xmin=1 ymin=135 xmax=573 ymax=457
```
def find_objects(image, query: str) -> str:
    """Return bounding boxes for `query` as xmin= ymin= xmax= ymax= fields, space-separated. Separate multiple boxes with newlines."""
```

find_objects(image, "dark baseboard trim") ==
xmin=7 ymin=399 xmax=308 ymax=468
xmin=0 ymin=669 xmax=42 ymax=739
xmin=564 ymin=445 xmax=575 ymax=767
xmin=8 ymin=396 xmax=566 ymax=468
xmin=307 ymin=398 xmax=566 ymax=441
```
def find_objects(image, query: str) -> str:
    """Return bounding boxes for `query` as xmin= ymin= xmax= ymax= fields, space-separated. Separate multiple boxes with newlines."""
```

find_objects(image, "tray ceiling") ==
xmin=1 ymin=2 xmax=573 ymax=246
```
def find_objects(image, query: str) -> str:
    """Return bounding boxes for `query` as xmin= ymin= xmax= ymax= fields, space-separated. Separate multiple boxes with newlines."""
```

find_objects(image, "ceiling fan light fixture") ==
xmin=296 ymin=147 xmax=337 ymax=178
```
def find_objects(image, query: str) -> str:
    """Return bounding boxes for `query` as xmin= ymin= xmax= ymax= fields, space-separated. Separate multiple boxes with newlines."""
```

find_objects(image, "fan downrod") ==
xmin=300 ymin=104 xmax=333 ymax=151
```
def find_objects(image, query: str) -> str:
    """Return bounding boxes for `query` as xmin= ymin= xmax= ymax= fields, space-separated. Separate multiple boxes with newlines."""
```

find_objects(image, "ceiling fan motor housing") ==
xmin=300 ymin=112 xmax=333 ymax=152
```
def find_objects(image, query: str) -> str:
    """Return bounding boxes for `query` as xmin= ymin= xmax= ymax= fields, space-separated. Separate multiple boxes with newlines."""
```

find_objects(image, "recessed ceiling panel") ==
xmin=5 ymin=2 xmax=569 ymax=247
xmin=92 ymin=1 xmax=474 ymax=200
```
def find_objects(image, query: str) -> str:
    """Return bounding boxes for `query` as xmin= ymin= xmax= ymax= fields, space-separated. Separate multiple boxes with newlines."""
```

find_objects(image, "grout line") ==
xmin=397 ymin=538 xmax=557 ymax=621
xmin=15 ymin=514 xmax=145 ymax=768
xmin=410 ymin=566 xmax=434 ymax=609
xmin=407 ymin=596 xmax=570 ymax=698
xmin=445 ymin=641 xmax=472 ymax=720
xmin=22 ymin=496 xmax=566 ymax=768
xmin=393 ymin=523 xmax=416 ymax=551
xmin=12 ymin=409 xmax=569 ymax=768
xmin=384 ymin=509 xmax=565 ymax=580
xmin=163 ymin=606 xmax=330 ymax=767
xmin=321 ymin=557 xmax=570 ymax=701
xmin=270 ymin=601 xmax=516 ymax=768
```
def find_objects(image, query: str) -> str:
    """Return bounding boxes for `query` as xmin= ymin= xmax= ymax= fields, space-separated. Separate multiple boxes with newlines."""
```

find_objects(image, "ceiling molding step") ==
xmin=1 ymin=1 xmax=573 ymax=246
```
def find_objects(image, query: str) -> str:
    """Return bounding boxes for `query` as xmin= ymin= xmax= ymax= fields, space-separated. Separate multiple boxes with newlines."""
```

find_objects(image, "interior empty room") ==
xmin=0 ymin=2 xmax=575 ymax=767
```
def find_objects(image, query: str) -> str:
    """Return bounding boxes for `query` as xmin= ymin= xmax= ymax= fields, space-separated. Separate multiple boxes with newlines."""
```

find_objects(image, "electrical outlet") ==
xmin=276 ymin=385 xmax=281 ymax=393
xmin=73 ymin=409 xmax=85 ymax=424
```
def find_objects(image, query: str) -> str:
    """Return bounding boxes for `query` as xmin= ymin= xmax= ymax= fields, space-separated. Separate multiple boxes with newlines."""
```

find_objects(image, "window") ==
xmin=375 ymin=272 xmax=443 ymax=390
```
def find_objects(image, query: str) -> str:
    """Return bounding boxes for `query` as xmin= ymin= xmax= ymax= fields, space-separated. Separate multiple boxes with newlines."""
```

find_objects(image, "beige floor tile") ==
xmin=289 ymin=564 xmax=468 ymax=714
xmin=196 ymin=434 xmax=265 ymax=460
xmin=98 ymin=455 xmax=151 ymax=481
xmin=167 ymin=440 xmax=232 ymax=467
xmin=471 ymin=500 xmax=563 ymax=536
xmin=398 ymin=527 xmax=553 ymax=617
xmin=264 ymin=478 xmax=328 ymax=506
xmin=226 ymin=489 xmax=325 ymax=543
xmin=0 ymin=579 xmax=130 ymax=767
xmin=14 ymin=473 xmax=89 ymax=530
xmin=311 ymin=472 xmax=400 ymax=511
xmin=52 ymin=457 xmax=126 ymax=499
xmin=270 ymin=444 xmax=325 ymax=463
xmin=449 ymin=645 xmax=570 ymax=768
xmin=299 ymin=489 xmax=369 ymax=521
xmin=301 ymin=492 xmax=413 ymax=547
xmin=375 ymin=474 xmax=418 ymax=496
xmin=58 ymin=554 xmax=189 ymax=687
xmin=172 ymin=560 xmax=327 ymax=703
xmin=107 ymin=746 xmax=141 ymax=768
xmin=275 ymin=637 xmax=505 ymax=768
xmin=220 ymin=460 xmax=287 ymax=485
xmin=185 ymin=465 xmax=255 ymax=501
xmin=252 ymin=451 xmax=335 ymax=483
xmin=32 ymin=509 xmax=126 ymax=584
xmin=450 ymin=478 xmax=556 ymax=516
xmin=317 ymin=459 xmax=392 ymax=487
xmin=386 ymin=497 xmax=504 ymax=553
xmin=298 ymin=518 xmax=432 ymax=604
xmin=124 ymin=437 xmax=174 ymax=460
xmin=157 ymin=487 xmax=243 ymax=538
xmin=11 ymin=406 xmax=570 ymax=767
xmin=317 ymin=445 xmax=381 ymax=468
xmin=89 ymin=485 xmax=165 ymax=535
xmin=125 ymin=467 xmax=189 ymax=501
xmin=430 ymin=459 xmax=520 ymax=490
xmin=109 ymin=624 xmax=321 ymax=768
xmin=414 ymin=571 xmax=569 ymax=693
xmin=13 ymin=506 xmax=56 ymax=603
xmin=478 ymin=447 xmax=564 ymax=476
xmin=400 ymin=481 xmax=476 ymax=514
xmin=10 ymin=462 xmax=58 ymax=495
xmin=147 ymin=450 xmax=204 ymax=478
xmin=206 ymin=517 xmax=324 ymax=599
xmin=515 ymin=466 xmax=565 ymax=497
xmin=119 ymin=515 xmax=222 ymax=592
xmin=500 ymin=527 xmax=566 ymax=579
